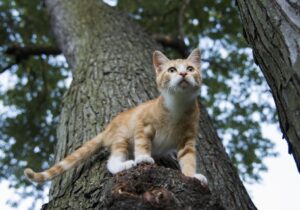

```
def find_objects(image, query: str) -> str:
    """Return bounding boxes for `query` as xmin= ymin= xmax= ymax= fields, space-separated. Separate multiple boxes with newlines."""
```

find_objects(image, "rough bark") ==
xmin=236 ymin=0 xmax=300 ymax=171
xmin=43 ymin=0 xmax=256 ymax=209
xmin=42 ymin=164 xmax=223 ymax=210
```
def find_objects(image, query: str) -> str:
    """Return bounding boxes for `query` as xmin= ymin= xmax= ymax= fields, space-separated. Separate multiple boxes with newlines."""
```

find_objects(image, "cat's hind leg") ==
xmin=107 ymin=138 xmax=135 ymax=174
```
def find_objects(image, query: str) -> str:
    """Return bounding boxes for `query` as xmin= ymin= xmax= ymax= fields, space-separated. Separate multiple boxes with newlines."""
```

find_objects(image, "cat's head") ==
xmin=153 ymin=48 xmax=202 ymax=96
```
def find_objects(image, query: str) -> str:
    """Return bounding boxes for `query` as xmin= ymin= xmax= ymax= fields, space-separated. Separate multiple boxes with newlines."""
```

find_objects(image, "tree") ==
xmin=236 ymin=0 xmax=300 ymax=172
xmin=40 ymin=0 xmax=256 ymax=209
xmin=0 ymin=0 xmax=281 ymax=208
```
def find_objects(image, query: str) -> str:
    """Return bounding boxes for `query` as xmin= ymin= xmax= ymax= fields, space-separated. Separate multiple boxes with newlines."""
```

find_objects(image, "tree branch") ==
xmin=5 ymin=45 xmax=61 ymax=58
xmin=1 ymin=45 xmax=62 ymax=73
xmin=153 ymin=34 xmax=189 ymax=57
xmin=178 ymin=0 xmax=191 ymax=39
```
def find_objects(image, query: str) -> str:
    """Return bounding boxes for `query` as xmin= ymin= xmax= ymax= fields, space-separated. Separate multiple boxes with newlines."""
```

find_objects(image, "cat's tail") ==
xmin=24 ymin=133 xmax=105 ymax=183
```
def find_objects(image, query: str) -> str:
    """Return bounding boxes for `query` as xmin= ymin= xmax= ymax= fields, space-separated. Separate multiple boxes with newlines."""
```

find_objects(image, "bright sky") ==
xmin=245 ymin=123 xmax=300 ymax=210
xmin=0 ymin=181 xmax=48 ymax=210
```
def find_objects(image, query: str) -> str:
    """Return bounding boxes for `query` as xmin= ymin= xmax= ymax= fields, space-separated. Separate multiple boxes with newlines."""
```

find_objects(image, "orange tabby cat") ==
xmin=24 ymin=48 xmax=208 ymax=186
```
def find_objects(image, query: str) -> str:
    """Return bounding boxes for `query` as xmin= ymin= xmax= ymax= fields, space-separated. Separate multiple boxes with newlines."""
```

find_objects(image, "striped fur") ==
xmin=24 ymin=49 xmax=208 ymax=186
xmin=24 ymin=133 xmax=104 ymax=183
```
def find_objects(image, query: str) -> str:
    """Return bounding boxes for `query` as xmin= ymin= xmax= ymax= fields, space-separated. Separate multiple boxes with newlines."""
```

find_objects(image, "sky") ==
xmin=245 ymin=123 xmax=300 ymax=210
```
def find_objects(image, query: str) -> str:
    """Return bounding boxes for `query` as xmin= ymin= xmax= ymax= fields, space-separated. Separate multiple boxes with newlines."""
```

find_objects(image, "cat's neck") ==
xmin=159 ymin=91 xmax=198 ymax=118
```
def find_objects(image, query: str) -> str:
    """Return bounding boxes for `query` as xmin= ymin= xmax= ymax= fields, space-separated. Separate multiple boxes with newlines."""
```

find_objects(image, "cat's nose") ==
xmin=179 ymin=72 xmax=187 ymax=77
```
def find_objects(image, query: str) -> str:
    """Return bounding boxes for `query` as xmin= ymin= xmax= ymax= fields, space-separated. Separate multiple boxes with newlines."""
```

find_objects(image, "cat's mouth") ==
xmin=178 ymin=79 xmax=189 ymax=87
xmin=175 ymin=78 xmax=199 ymax=90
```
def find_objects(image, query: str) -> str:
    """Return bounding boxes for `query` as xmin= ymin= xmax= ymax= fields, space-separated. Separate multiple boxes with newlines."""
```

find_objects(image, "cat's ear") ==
xmin=187 ymin=48 xmax=201 ymax=68
xmin=153 ymin=50 xmax=169 ymax=73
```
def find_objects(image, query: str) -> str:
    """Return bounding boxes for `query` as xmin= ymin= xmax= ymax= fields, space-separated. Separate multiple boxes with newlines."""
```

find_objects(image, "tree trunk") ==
xmin=236 ymin=0 xmax=300 ymax=171
xmin=43 ymin=1 xmax=256 ymax=209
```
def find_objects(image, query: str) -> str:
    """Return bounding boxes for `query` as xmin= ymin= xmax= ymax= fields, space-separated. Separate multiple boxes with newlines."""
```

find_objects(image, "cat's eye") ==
xmin=187 ymin=66 xmax=194 ymax=72
xmin=168 ymin=67 xmax=177 ymax=73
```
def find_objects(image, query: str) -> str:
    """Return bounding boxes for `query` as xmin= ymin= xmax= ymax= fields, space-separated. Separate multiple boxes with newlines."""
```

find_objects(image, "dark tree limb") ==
xmin=5 ymin=45 xmax=62 ymax=58
xmin=1 ymin=45 xmax=62 ymax=73
xmin=153 ymin=34 xmax=189 ymax=57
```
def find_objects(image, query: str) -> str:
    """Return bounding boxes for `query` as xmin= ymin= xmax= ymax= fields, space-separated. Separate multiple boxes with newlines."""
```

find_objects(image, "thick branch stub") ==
xmin=42 ymin=164 xmax=223 ymax=210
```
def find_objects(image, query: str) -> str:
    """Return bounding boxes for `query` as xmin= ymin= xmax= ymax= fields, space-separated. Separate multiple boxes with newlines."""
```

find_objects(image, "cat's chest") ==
xmin=151 ymin=124 xmax=183 ymax=155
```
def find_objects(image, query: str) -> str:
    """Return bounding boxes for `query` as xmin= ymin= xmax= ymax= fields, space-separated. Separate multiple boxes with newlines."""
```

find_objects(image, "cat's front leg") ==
xmin=177 ymin=138 xmax=208 ymax=187
xmin=107 ymin=137 xmax=135 ymax=174
xmin=134 ymin=124 xmax=155 ymax=165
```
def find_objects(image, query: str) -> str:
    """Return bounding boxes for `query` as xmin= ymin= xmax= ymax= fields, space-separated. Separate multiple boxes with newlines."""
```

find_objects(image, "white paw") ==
xmin=123 ymin=160 xmax=136 ymax=170
xmin=194 ymin=173 xmax=208 ymax=187
xmin=107 ymin=160 xmax=136 ymax=174
xmin=107 ymin=162 xmax=124 ymax=174
xmin=135 ymin=155 xmax=155 ymax=165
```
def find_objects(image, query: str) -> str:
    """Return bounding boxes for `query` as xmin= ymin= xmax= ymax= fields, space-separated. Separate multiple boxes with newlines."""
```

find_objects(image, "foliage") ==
xmin=0 ymin=0 xmax=277 ymax=205
xmin=0 ymin=0 xmax=69 ymax=202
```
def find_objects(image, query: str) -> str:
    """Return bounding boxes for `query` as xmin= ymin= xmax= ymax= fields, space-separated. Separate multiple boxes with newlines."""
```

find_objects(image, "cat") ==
xmin=24 ymin=48 xmax=208 ymax=187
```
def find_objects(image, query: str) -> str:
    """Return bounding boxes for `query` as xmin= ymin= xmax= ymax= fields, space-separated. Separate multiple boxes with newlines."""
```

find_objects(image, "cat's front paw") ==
xmin=123 ymin=160 xmax=136 ymax=170
xmin=135 ymin=155 xmax=155 ymax=165
xmin=194 ymin=173 xmax=208 ymax=187
xmin=107 ymin=159 xmax=136 ymax=174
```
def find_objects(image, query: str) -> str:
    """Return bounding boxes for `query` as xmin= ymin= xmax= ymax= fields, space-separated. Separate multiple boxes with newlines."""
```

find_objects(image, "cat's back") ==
xmin=104 ymin=98 xmax=159 ymax=137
